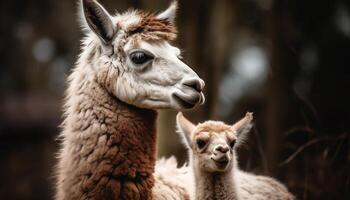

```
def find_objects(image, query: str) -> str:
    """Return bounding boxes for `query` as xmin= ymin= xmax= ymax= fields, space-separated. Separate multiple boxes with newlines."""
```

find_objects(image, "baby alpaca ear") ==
xmin=176 ymin=112 xmax=195 ymax=148
xmin=157 ymin=1 xmax=178 ymax=24
xmin=81 ymin=0 xmax=116 ymax=44
xmin=232 ymin=112 xmax=254 ymax=139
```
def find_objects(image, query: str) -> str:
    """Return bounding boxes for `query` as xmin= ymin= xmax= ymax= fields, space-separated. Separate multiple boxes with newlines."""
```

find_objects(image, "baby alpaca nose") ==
xmin=215 ymin=145 xmax=230 ymax=154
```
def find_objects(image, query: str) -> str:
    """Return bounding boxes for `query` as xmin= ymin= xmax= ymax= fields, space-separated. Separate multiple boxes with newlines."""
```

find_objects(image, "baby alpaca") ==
xmin=176 ymin=112 xmax=294 ymax=200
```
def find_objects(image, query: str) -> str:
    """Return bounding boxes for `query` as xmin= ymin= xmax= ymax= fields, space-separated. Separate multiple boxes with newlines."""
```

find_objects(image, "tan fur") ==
xmin=194 ymin=121 xmax=232 ymax=135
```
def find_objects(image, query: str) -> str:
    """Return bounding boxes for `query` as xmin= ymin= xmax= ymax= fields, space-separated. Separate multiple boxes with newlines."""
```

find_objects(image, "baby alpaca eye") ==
xmin=229 ymin=140 xmax=236 ymax=148
xmin=129 ymin=51 xmax=153 ymax=65
xmin=196 ymin=139 xmax=207 ymax=149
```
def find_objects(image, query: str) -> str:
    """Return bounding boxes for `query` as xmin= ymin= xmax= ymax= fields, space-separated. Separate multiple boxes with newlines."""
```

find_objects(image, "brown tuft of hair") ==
xmin=127 ymin=11 xmax=177 ymax=41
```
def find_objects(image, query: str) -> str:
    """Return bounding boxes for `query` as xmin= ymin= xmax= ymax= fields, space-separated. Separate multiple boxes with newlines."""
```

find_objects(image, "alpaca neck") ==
xmin=194 ymin=167 xmax=239 ymax=200
xmin=57 ymin=68 xmax=158 ymax=200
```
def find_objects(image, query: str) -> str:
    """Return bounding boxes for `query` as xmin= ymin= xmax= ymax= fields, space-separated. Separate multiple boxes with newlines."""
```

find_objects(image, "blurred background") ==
xmin=1 ymin=0 xmax=350 ymax=199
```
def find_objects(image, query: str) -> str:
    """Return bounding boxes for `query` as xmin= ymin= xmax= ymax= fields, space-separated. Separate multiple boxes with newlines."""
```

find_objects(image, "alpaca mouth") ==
xmin=211 ymin=156 xmax=229 ymax=168
xmin=172 ymin=91 xmax=204 ymax=109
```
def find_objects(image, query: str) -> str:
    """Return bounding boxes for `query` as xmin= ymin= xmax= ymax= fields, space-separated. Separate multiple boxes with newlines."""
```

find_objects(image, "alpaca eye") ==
xmin=129 ymin=51 xmax=153 ymax=65
xmin=196 ymin=139 xmax=207 ymax=149
xmin=230 ymin=140 xmax=236 ymax=148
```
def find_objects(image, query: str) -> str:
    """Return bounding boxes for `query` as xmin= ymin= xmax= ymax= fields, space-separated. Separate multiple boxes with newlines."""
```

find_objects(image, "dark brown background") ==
xmin=1 ymin=0 xmax=349 ymax=199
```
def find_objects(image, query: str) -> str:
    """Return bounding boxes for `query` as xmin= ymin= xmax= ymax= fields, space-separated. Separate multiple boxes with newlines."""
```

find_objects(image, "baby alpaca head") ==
xmin=176 ymin=112 xmax=253 ymax=172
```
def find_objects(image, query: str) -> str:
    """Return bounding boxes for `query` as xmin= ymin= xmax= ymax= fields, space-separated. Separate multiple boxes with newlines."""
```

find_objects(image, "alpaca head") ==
xmin=79 ymin=0 xmax=205 ymax=110
xmin=176 ymin=112 xmax=253 ymax=172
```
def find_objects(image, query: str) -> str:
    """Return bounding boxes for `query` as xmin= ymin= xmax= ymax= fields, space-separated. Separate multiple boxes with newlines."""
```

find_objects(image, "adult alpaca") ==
xmin=55 ymin=0 xmax=205 ymax=199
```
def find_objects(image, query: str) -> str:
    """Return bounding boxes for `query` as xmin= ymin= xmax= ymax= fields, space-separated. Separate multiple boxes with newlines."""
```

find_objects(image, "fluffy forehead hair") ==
xmin=124 ymin=10 xmax=177 ymax=41
xmin=194 ymin=121 xmax=232 ymax=135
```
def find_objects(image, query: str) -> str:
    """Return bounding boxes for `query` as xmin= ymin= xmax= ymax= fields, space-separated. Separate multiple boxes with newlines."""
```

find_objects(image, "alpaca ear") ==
xmin=157 ymin=1 xmax=178 ymax=24
xmin=176 ymin=112 xmax=195 ymax=148
xmin=81 ymin=0 xmax=116 ymax=44
xmin=232 ymin=112 xmax=254 ymax=139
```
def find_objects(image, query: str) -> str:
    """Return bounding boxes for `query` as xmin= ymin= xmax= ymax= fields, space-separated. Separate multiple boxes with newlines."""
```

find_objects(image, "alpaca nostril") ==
xmin=182 ymin=78 xmax=203 ymax=92
xmin=215 ymin=146 xmax=229 ymax=153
